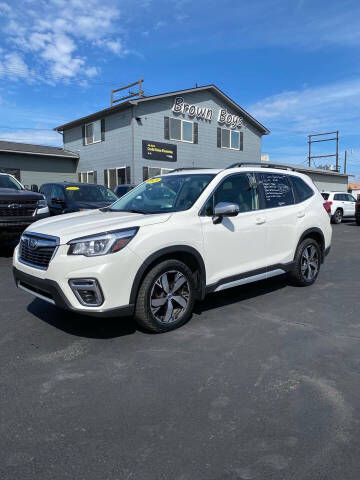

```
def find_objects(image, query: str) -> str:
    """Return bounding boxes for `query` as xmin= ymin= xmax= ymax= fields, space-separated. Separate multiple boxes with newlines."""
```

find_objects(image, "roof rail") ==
xmin=168 ymin=167 xmax=209 ymax=173
xmin=226 ymin=162 xmax=296 ymax=172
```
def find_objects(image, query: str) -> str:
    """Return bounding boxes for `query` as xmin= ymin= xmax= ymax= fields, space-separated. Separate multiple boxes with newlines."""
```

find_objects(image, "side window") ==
xmin=203 ymin=173 xmax=259 ymax=216
xmin=291 ymin=176 xmax=314 ymax=203
xmin=52 ymin=185 xmax=65 ymax=201
xmin=258 ymin=173 xmax=294 ymax=208
xmin=334 ymin=194 xmax=342 ymax=201
xmin=346 ymin=194 xmax=356 ymax=202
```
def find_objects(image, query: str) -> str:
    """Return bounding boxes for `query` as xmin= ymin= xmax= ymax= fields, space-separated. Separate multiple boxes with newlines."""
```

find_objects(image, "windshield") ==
xmin=65 ymin=185 xmax=118 ymax=203
xmin=0 ymin=175 xmax=23 ymax=190
xmin=109 ymin=174 xmax=215 ymax=213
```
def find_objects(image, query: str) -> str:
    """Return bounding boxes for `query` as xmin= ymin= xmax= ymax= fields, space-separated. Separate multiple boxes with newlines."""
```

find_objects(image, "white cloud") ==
xmin=0 ymin=129 xmax=62 ymax=146
xmin=0 ymin=0 xmax=126 ymax=83
xmin=248 ymin=78 xmax=360 ymax=169
xmin=0 ymin=52 xmax=30 ymax=80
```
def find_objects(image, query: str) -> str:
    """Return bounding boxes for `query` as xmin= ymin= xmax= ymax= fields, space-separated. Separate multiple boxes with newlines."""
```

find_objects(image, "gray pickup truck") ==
xmin=0 ymin=173 xmax=49 ymax=241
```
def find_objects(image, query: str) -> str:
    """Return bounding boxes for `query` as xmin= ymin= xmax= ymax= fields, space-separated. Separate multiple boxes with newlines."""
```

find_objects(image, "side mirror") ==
xmin=31 ymin=184 xmax=39 ymax=192
xmin=51 ymin=197 xmax=64 ymax=205
xmin=213 ymin=202 xmax=240 ymax=224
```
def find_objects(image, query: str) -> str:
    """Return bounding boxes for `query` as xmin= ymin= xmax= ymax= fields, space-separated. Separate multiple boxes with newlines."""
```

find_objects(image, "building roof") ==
xmin=54 ymin=84 xmax=270 ymax=135
xmin=349 ymin=182 xmax=360 ymax=189
xmin=0 ymin=140 xmax=79 ymax=159
xmin=261 ymin=161 xmax=349 ymax=178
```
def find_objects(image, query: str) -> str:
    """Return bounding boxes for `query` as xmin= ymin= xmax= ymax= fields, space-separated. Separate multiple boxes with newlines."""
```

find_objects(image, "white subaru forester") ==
xmin=13 ymin=163 xmax=332 ymax=333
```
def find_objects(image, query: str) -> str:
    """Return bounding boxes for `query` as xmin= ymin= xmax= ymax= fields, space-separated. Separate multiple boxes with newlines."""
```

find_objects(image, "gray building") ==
xmin=55 ymin=85 xmax=269 ymax=187
xmin=0 ymin=141 xmax=78 ymax=187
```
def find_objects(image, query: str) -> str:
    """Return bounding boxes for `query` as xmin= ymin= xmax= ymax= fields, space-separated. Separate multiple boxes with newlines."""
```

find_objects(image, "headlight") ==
xmin=67 ymin=227 xmax=139 ymax=256
xmin=37 ymin=197 xmax=47 ymax=208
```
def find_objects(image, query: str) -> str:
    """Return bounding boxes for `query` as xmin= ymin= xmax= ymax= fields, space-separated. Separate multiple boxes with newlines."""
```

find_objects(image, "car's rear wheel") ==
xmin=134 ymin=259 xmax=195 ymax=333
xmin=331 ymin=209 xmax=343 ymax=224
xmin=356 ymin=216 xmax=360 ymax=226
xmin=288 ymin=238 xmax=321 ymax=286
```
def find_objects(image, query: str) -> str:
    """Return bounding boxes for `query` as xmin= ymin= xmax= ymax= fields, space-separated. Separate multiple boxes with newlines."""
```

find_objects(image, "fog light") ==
xmin=69 ymin=279 xmax=103 ymax=307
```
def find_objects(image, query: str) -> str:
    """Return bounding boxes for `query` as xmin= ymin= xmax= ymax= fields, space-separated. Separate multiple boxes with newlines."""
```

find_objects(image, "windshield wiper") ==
xmin=103 ymin=208 xmax=151 ymax=214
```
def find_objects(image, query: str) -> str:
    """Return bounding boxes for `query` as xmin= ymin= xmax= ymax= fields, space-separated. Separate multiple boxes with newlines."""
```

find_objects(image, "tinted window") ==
xmin=0 ymin=175 xmax=22 ymax=190
xmin=334 ymin=194 xmax=343 ymax=201
xmin=321 ymin=193 xmax=329 ymax=200
xmin=258 ymin=173 xmax=294 ymax=208
xmin=52 ymin=185 xmax=65 ymax=201
xmin=204 ymin=173 xmax=259 ymax=216
xmin=291 ymin=176 xmax=314 ymax=203
xmin=65 ymin=185 xmax=117 ymax=203
xmin=346 ymin=194 xmax=356 ymax=202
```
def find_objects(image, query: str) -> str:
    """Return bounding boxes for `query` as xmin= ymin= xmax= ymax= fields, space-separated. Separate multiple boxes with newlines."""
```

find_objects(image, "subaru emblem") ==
xmin=29 ymin=238 xmax=38 ymax=250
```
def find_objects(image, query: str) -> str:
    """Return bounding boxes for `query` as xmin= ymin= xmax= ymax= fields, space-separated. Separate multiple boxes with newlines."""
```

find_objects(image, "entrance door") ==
xmin=200 ymin=172 xmax=268 ymax=286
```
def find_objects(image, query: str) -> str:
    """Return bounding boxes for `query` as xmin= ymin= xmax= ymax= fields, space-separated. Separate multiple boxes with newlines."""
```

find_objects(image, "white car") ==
xmin=13 ymin=163 xmax=332 ymax=333
xmin=321 ymin=191 xmax=357 ymax=224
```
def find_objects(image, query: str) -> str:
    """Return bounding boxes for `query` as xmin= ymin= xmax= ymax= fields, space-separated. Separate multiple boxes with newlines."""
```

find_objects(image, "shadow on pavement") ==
xmin=194 ymin=276 xmax=288 ymax=315
xmin=0 ymin=240 xmax=18 ymax=258
xmin=27 ymin=299 xmax=137 ymax=339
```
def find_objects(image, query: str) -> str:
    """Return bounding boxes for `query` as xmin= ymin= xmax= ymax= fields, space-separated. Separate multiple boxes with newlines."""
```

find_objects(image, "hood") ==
xmin=25 ymin=209 xmax=172 ymax=244
xmin=69 ymin=200 xmax=112 ymax=210
xmin=0 ymin=188 xmax=43 ymax=202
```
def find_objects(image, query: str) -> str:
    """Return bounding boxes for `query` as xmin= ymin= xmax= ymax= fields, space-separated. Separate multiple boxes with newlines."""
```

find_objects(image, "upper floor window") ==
xmin=170 ymin=118 xmax=194 ymax=143
xmin=217 ymin=127 xmax=243 ymax=151
xmin=83 ymin=119 xmax=104 ymax=145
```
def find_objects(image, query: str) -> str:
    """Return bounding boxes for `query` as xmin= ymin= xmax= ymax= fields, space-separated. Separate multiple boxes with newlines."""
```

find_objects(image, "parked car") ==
xmin=40 ymin=182 xmax=118 ymax=215
xmin=321 ymin=191 xmax=357 ymax=224
xmin=13 ymin=163 xmax=332 ymax=333
xmin=355 ymin=199 xmax=360 ymax=226
xmin=0 ymin=173 xmax=49 ymax=242
xmin=114 ymin=184 xmax=136 ymax=198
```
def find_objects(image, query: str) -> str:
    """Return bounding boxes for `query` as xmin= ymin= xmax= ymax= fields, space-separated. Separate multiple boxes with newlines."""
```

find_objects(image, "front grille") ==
xmin=19 ymin=233 xmax=59 ymax=270
xmin=0 ymin=200 xmax=37 ymax=217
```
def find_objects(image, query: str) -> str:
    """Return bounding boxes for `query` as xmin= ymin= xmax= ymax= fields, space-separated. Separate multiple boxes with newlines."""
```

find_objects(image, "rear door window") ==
xmin=321 ymin=193 xmax=329 ymax=200
xmin=334 ymin=194 xmax=343 ymax=201
xmin=291 ymin=176 xmax=314 ymax=203
xmin=257 ymin=173 xmax=295 ymax=208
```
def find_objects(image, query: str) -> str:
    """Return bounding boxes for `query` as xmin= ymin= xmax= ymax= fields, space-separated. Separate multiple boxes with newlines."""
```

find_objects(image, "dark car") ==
xmin=356 ymin=199 xmax=360 ymax=225
xmin=114 ymin=184 xmax=136 ymax=198
xmin=40 ymin=182 xmax=118 ymax=215
xmin=0 ymin=173 xmax=49 ymax=241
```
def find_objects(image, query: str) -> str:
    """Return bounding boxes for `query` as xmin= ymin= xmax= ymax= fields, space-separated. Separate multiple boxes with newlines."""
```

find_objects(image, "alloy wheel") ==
xmin=150 ymin=270 xmax=190 ymax=324
xmin=301 ymin=245 xmax=319 ymax=281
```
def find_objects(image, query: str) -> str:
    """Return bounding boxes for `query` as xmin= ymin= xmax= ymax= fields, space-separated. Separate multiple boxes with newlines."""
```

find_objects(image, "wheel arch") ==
xmin=129 ymin=246 xmax=206 ymax=305
xmin=296 ymin=228 xmax=325 ymax=263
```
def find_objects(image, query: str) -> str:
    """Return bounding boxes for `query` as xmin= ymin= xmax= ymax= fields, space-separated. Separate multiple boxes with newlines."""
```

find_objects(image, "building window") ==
xmin=170 ymin=118 xmax=194 ymax=143
xmin=221 ymin=128 xmax=240 ymax=150
xmin=104 ymin=167 xmax=131 ymax=190
xmin=79 ymin=171 xmax=97 ymax=183
xmin=143 ymin=167 xmax=173 ymax=181
xmin=85 ymin=119 xmax=102 ymax=145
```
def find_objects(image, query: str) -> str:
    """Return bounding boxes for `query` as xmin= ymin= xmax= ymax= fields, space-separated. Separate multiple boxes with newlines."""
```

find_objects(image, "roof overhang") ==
xmin=55 ymin=84 xmax=269 ymax=135
xmin=0 ymin=148 xmax=79 ymax=159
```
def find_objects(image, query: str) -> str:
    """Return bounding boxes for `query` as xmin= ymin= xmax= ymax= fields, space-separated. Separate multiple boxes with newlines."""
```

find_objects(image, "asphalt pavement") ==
xmin=1 ymin=222 xmax=360 ymax=480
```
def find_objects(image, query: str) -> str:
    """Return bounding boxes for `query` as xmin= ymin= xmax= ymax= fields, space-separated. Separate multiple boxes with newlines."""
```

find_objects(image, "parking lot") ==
xmin=0 ymin=222 xmax=359 ymax=480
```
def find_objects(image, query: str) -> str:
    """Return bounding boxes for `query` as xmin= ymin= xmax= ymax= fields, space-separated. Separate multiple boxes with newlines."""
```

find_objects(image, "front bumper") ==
xmin=0 ymin=213 xmax=49 ymax=235
xmin=13 ymin=267 xmax=134 ymax=317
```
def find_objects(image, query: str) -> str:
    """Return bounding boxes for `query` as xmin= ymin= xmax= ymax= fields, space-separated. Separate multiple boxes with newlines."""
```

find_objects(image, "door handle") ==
xmin=256 ymin=217 xmax=266 ymax=225
xmin=297 ymin=211 xmax=305 ymax=218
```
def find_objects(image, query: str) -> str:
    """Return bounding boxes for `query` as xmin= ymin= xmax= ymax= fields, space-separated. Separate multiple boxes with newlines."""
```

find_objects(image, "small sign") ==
xmin=142 ymin=140 xmax=177 ymax=162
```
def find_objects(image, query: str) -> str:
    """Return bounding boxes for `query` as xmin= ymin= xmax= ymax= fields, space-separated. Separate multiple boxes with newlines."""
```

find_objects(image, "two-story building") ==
xmin=55 ymin=85 xmax=270 ymax=187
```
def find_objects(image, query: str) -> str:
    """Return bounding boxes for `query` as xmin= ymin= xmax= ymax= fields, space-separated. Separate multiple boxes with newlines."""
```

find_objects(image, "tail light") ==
xmin=323 ymin=201 xmax=332 ymax=215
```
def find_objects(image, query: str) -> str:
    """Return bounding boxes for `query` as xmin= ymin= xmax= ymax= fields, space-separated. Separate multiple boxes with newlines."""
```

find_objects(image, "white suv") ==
xmin=13 ymin=163 xmax=332 ymax=333
xmin=321 ymin=191 xmax=357 ymax=224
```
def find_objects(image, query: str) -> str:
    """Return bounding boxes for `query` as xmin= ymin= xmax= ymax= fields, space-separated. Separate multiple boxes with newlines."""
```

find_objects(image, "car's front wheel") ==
xmin=134 ymin=259 xmax=196 ymax=333
xmin=288 ymin=238 xmax=321 ymax=286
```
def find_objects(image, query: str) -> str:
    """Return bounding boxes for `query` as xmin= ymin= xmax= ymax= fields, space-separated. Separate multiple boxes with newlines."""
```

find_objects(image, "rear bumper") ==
xmin=13 ymin=267 xmax=134 ymax=318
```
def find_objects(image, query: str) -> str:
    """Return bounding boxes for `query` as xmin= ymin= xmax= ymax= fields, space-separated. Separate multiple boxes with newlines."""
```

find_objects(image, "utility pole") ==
xmin=335 ymin=130 xmax=339 ymax=171
xmin=344 ymin=150 xmax=347 ymax=174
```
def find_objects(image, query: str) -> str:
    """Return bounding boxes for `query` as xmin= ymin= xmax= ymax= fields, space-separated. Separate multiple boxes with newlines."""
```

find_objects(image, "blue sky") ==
xmin=0 ymin=0 xmax=360 ymax=177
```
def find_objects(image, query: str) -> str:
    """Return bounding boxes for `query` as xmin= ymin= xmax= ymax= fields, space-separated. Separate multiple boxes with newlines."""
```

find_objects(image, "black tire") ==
xmin=356 ymin=217 xmax=360 ymax=226
xmin=134 ymin=259 xmax=196 ymax=333
xmin=288 ymin=238 xmax=321 ymax=287
xmin=331 ymin=209 xmax=343 ymax=224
